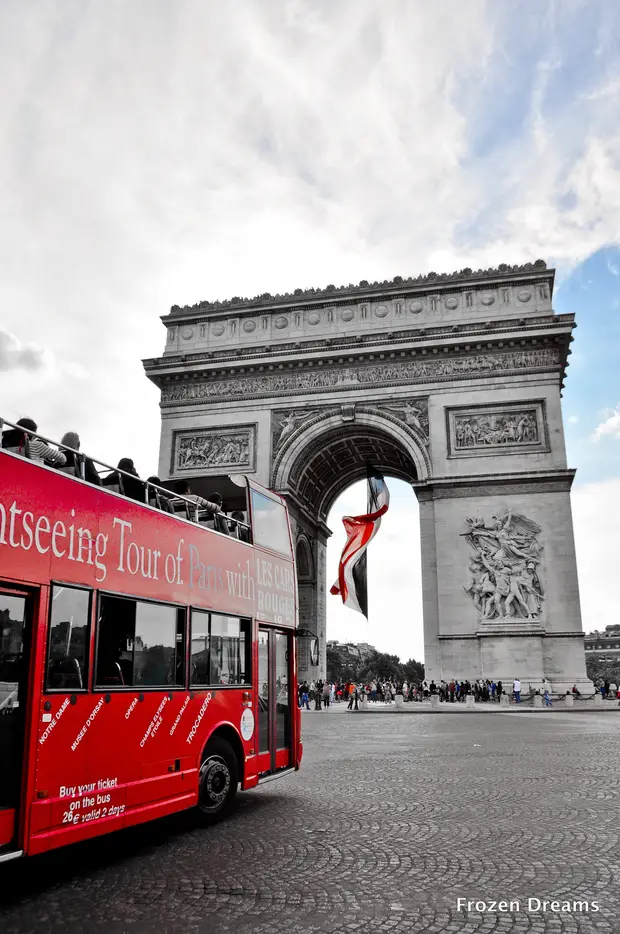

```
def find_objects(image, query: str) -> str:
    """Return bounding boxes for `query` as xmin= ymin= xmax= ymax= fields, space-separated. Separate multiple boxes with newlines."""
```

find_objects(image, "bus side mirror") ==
xmin=309 ymin=638 xmax=319 ymax=667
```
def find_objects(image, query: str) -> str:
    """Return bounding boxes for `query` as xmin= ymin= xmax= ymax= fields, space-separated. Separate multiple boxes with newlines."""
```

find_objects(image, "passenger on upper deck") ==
xmin=102 ymin=458 xmax=146 ymax=502
xmin=2 ymin=417 xmax=67 ymax=468
xmin=230 ymin=510 xmax=250 ymax=542
xmin=60 ymin=431 xmax=101 ymax=485
xmin=173 ymin=481 xmax=228 ymax=533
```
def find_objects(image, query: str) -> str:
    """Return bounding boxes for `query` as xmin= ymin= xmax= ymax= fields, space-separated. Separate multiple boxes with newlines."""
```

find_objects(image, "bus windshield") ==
xmin=250 ymin=489 xmax=292 ymax=556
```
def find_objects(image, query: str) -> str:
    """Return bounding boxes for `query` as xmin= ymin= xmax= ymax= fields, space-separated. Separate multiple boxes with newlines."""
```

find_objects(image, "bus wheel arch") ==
xmin=197 ymin=726 xmax=244 ymax=824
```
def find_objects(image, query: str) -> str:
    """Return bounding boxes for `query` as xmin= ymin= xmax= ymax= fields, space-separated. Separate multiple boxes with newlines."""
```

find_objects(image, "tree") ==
xmin=358 ymin=650 xmax=404 ymax=682
xmin=403 ymin=658 xmax=425 ymax=682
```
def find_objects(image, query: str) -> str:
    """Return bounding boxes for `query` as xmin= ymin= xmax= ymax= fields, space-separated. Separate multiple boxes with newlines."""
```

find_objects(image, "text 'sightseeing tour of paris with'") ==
xmin=1 ymin=4 xmax=619 ymax=934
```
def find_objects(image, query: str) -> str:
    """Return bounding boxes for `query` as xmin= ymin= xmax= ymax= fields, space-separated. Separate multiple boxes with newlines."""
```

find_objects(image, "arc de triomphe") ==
xmin=143 ymin=260 xmax=591 ymax=693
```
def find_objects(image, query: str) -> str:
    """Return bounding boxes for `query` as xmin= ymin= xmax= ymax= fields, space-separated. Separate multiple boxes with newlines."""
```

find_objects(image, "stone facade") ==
xmin=144 ymin=260 xmax=590 ymax=692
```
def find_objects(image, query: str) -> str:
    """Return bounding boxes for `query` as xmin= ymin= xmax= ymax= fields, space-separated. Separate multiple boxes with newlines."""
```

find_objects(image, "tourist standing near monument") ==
xmin=513 ymin=678 xmax=521 ymax=703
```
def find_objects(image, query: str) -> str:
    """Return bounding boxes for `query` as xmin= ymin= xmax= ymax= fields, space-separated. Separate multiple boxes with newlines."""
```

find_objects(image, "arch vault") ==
xmin=144 ymin=261 xmax=591 ymax=692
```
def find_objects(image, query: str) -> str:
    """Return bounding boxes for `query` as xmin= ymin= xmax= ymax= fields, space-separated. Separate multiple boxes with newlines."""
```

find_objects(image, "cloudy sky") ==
xmin=1 ymin=1 xmax=618 ymax=661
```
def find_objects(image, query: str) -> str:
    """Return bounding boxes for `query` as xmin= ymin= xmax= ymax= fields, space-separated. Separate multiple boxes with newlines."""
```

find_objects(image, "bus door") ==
xmin=0 ymin=586 xmax=34 ymax=851
xmin=257 ymin=627 xmax=292 ymax=776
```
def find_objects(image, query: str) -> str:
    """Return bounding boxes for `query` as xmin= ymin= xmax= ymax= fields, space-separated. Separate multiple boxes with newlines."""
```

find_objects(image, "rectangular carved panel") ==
xmin=171 ymin=425 xmax=256 ymax=475
xmin=446 ymin=401 xmax=548 ymax=458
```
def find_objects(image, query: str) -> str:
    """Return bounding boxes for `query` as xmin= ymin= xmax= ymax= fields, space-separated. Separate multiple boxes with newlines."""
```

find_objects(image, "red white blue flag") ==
xmin=330 ymin=466 xmax=390 ymax=618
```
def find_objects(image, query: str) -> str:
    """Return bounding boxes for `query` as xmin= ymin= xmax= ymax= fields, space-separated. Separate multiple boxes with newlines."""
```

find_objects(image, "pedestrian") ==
xmin=497 ymin=680 xmax=503 ymax=702
xmin=542 ymin=678 xmax=552 ymax=707
xmin=513 ymin=677 xmax=521 ymax=704
xmin=322 ymin=680 xmax=330 ymax=709
xmin=301 ymin=686 xmax=310 ymax=710
xmin=347 ymin=682 xmax=355 ymax=710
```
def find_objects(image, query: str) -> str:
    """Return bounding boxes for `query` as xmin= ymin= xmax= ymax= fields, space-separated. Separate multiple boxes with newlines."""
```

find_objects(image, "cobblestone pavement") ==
xmin=2 ymin=709 xmax=620 ymax=934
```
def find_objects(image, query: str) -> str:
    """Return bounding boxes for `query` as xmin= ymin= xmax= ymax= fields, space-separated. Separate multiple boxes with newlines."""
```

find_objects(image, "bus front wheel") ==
xmin=197 ymin=737 xmax=238 ymax=823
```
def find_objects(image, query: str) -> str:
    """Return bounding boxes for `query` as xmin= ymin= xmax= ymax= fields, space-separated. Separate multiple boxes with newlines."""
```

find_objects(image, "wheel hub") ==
xmin=200 ymin=756 xmax=231 ymax=809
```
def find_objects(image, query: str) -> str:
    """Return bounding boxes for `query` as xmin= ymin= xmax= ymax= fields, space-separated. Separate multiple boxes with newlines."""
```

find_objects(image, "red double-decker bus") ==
xmin=0 ymin=421 xmax=302 ymax=861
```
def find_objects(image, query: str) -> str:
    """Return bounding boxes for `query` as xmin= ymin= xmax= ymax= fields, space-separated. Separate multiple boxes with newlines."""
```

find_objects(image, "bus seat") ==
xmin=170 ymin=498 xmax=191 ymax=520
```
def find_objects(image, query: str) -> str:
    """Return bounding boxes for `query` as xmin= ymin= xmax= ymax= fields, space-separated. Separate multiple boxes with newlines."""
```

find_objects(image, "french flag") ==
xmin=330 ymin=466 xmax=390 ymax=618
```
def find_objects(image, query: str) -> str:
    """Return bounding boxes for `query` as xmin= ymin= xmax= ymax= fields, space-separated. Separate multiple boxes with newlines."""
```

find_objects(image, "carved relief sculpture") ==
xmin=175 ymin=428 xmax=253 ymax=471
xmin=462 ymin=508 xmax=544 ymax=621
xmin=272 ymin=409 xmax=320 ymax=452
xmin=455 ymin=409 xmax=538 ymax=449
xmin=383 ymin=399 xmax=430 ymax=445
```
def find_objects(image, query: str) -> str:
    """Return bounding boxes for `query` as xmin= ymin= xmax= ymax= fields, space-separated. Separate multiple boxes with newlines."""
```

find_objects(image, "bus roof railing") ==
xmin=0 ymin=417 xmax=251 ymax=538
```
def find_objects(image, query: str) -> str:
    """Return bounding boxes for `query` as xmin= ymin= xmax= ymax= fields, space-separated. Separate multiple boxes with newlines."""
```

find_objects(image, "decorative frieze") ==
xmin=446 ymin=401 xmax=547 ymax=457
xmin=162 ymin=348 xmax=561 ymax=405
xmin=171 ymin=426 xmax=256 ymax=475
xmin=462 ymin=508 xmax=545 ymax=622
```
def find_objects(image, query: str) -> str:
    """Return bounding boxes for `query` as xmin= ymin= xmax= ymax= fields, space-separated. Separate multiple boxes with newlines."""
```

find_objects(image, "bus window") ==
xmin=95 ymin=594 xmax=185 ymax=689
xmin=189 ymin=611 xmax=250 ymax=687
xmin=46 ymin=585 xmax=91 ymax=691
xmin=210 ymin=615 xmax=249 ymax=685
xmin=189 ymin=609 xmax=209 ymax=686
xmin=250 ymin=490 xmax=292 ymax=556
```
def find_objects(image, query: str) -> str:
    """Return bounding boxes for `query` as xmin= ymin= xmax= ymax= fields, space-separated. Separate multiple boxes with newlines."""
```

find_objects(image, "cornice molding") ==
xmin=144 ymin=313 xmax=574 ymax=377
xmin=414 ymin=469 xmax=576 ymax=501
xmin=166 ymin=260 xmax=553 ymax=318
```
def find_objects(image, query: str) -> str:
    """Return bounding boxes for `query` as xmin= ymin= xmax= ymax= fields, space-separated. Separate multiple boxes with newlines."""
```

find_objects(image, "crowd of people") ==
xmin=298 ymin=676 xmax=592 ymax=710
xmin=1 ymin=417 xmax=249 ymax=538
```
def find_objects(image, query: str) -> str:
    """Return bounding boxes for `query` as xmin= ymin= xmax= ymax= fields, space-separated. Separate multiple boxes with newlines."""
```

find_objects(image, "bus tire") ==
xmin=197 ymin=737 xmax=238 ymax=823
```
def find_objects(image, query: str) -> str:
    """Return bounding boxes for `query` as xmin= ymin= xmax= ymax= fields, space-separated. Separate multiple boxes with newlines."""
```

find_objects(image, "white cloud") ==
xmin=572 ymin=478 xmax=620 ymax=633
xmin=567 ymin=415 xmax=580 ymax=424
xmin=0 ymin=326 xmax=50 ymax=373
xmin=592 ymin=405 xmax=620 ymax=440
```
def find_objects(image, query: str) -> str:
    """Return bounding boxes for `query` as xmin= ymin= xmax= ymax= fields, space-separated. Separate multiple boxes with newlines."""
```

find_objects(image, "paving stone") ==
xmin=1 ymin=711 xmax=618 ymax=933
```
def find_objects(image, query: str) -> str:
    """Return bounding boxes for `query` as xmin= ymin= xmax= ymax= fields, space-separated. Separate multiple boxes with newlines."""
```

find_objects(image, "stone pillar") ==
xmin=564 ymin=693 xmax=574 ymax=707
xmin=465 ymin=695 xmax=475 ymax=708
xmin=533 ymin=693 xmax=542 ymax=708
xmin=416 ymin=495 xmax=441 ymax=682
xmin=430 ymin=694 xmax=439 ymax=709
xmin=593 ymin=693 xmax=603 ymax=708
xmin=395 ymin=694 xmax=404 ymax=709
xmin=500 ymin=694 xmax=509 ymax=707
xmin=291 ymin=511 xmax=329 ymax=685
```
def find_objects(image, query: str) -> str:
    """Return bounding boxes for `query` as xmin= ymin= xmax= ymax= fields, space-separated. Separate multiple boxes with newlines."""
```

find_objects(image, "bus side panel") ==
xmin=25 ymin=688 xmax=252 ymax=854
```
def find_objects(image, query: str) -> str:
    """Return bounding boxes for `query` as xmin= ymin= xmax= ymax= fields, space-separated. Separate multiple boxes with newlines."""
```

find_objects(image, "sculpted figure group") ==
xmin=455 ymin=410 xmax=538 ymax=449
xmin=463 ymin=508 xmax=544 ymax=621
xmin=177 ymin=433 xmax=250 ymax=469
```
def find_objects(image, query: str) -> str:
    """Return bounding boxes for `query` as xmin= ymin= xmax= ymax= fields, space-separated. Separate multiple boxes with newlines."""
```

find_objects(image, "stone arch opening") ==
xmin=295 ymin=535 xmax=315 ymax=581
xmin=325 ymin=475 xmax=422 ymax=676
xmin=274 ymin=413 xmax=426 ymax=682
